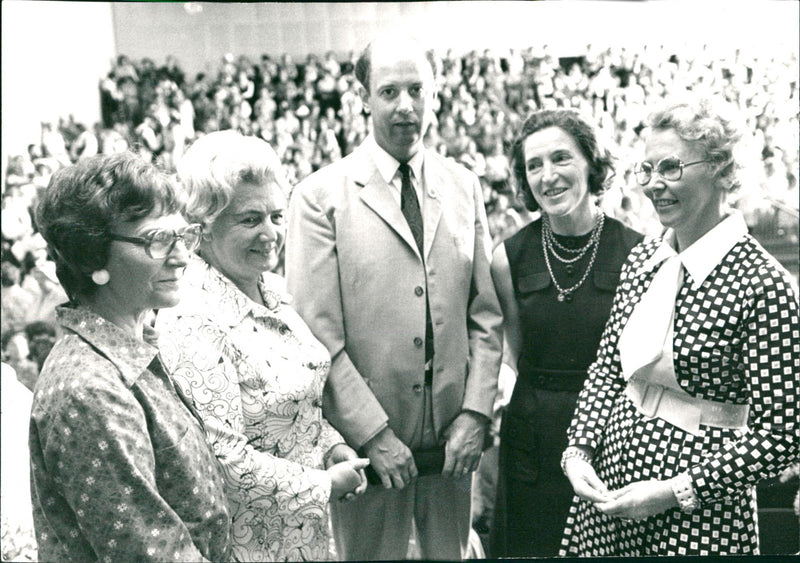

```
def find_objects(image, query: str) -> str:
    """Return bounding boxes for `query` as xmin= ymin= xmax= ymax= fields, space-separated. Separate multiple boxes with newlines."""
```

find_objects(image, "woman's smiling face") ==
xmin=523 ymin=126 xmax=592 ymax=220
xmin=643 ymin=128 xmax=725 ymax=249
xmin=201 ymin=180 xmax=287 ymax=294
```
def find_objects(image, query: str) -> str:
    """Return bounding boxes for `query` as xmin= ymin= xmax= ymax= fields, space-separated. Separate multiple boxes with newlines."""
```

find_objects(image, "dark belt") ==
xmin=424 ymin=361 xmax=433 ymax=386
xmin=363 ymin=446 xmax=445 ymax=484
xmin=520 ymin=367 xmax=587 ymax=392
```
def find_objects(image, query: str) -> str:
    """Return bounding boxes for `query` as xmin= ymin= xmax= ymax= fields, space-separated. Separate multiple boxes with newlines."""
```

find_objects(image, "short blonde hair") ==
xmin=177 ymin=130 xmax=289 ymax=227
xmin=646 ymin=95 xmax=747 ymax=192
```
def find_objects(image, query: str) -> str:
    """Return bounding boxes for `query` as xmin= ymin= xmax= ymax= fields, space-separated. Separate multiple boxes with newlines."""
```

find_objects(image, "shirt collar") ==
xmin=56 ymin=305 xmax=157 ymax=387
xmin=194 ymin=254 xmax=292 ymax=327
xmin=366 ymin=134 xmax=425 ymax=185
xmin=642 ymin=211 xmax=748 ymax=288
xmin=679 ymin=211 xmax=748 ymax=287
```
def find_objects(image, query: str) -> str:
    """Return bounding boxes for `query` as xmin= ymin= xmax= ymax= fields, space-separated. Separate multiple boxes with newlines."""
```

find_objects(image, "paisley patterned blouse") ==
xmin=29 ymin=306 xmax=231 ymax=562
xmin=156 ymin=255 xmax=344 ymax=562
xmin=561 ymin=213 xmax=800 ymax=556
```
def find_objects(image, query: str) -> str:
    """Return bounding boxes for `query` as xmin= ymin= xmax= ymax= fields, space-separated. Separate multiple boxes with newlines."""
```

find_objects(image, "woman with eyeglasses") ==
xmin=488 ymin=110 xmax=643 ymax=557
xmin=560 ymin=95 xmax=799 ymax=556
xmin=155 ymin=131 xmax=369 ymax=562
xmin=30 ymin=152 xmax=231 ymax=561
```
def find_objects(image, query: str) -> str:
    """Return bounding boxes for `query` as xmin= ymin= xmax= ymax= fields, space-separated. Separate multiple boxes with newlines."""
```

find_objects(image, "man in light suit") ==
xmin=285 ymin=32 xmax=503 ymax=560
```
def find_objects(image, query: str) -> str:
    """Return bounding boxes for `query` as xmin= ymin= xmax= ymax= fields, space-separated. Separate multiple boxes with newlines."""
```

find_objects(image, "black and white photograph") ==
xmin=2 ymin=1 xmax=798 ymax=561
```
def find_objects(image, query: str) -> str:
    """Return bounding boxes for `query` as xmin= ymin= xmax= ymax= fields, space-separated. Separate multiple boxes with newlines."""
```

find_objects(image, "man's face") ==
xmin=363 ymin=47 xmax=435 ymax=162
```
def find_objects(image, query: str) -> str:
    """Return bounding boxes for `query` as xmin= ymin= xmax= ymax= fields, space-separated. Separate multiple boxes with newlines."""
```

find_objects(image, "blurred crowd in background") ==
xmin=2 ymin=42 xmax=798 ymax=561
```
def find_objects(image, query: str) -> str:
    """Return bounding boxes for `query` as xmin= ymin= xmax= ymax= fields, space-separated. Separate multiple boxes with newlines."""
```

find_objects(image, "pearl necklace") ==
xmin=542 ymin=213 xmax=605 ymax=302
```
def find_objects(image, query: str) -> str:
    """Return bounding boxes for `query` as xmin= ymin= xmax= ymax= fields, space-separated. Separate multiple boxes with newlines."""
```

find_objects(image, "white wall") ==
xmin=2 ymin=1 xmax=115 ymax=157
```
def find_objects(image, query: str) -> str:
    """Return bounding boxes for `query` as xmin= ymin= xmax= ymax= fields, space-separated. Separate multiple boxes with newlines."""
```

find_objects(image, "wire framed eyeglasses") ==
xmin=633 ymin=157 xmax=711 ymax=185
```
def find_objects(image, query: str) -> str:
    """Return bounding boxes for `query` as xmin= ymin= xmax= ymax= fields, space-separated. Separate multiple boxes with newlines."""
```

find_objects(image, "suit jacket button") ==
xmin=415 ymin=286 xmax=424 ymax=297
xmin=413 ymin=337 xmax=423 ymax=347
xmin=413 ymin=384 xmax=423 ymax=393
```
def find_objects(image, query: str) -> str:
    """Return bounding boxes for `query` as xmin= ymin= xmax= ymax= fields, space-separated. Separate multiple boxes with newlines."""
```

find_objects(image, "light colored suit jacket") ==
xmin=286 ymin=142 xmax=503 ymax=449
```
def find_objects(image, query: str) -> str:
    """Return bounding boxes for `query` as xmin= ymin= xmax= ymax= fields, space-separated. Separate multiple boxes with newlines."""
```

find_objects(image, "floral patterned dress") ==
xmin=560 ymin=213 xmax=800 ymax=556
xmin=156 ymin=256 xmax=344 ymax=562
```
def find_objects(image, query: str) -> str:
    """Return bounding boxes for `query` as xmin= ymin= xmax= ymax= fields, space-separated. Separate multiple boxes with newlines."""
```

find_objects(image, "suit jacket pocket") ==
xmin=516 ymin=272 xmax=551 ymax=294
xmin=592 ymin=269 xmax=620 ymax=292
xmin=501 ymin=412 xmax=539 ymax=483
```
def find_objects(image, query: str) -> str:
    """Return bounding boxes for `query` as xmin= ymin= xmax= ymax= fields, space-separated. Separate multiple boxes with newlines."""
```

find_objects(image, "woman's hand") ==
xmin=563 ymin=453 xmax=612 ymax=504
xmin=324 ymin=443 xmax=369 ymax=500
xmin=327 ymin=457 xmax=370 ymax=501
xmin=595 ymin=479 xmax=678 ymax=521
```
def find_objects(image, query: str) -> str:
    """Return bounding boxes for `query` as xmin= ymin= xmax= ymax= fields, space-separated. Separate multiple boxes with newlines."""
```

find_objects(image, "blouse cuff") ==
xmin=311 ymin=466 xmax=333 ymax=505
xmin=688 ymin=463 xmax=722 ymax=506
xmin=568 ymin=435 xmax=600 ymax=452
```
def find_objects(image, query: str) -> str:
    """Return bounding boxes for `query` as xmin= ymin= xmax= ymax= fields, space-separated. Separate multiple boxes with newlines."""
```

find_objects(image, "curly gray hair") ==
xmin=646 ymin=95 xmax=747 ymax=192
xmin=177 ymin=131 xmax=289 ymax=229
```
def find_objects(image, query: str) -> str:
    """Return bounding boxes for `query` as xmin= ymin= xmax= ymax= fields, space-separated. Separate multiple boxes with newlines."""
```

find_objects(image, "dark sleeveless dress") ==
xmin=489 ymin=215 xmax=642 ymax=557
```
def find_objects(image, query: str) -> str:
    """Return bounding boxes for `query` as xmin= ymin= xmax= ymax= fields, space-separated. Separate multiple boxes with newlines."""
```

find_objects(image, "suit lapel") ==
xmin=355 ymin=147 xmax=421 ymax=258
xmin=421 ymin=153 xmax=444 ymax=261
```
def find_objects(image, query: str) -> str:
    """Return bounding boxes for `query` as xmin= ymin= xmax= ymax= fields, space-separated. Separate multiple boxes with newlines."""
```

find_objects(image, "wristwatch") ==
xmin=670 ymin=473 xmax=700 ymax=513
xmin=560 ymin=446 xmax=593 ymax=475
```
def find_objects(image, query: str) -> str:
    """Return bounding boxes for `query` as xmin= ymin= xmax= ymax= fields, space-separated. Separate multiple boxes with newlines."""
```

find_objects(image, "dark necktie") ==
xmin=399 ymin=163 xmax=424 ymax=256
xmin=398 ymin=162 xmax=434 ymax=373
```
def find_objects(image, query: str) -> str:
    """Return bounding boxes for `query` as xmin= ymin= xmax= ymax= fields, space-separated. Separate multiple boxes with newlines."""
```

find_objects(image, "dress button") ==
xmin=415 ymin=286 xmax=424 ymax=296
xmin=413 ymin=384 xmax=423 ymax=393
xmin=413 ymin=337 xmax=423 ymax=347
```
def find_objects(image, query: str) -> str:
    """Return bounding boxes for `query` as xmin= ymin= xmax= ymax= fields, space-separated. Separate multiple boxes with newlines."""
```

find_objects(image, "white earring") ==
xmin=91 ymin=269 xmax=110 ymax=286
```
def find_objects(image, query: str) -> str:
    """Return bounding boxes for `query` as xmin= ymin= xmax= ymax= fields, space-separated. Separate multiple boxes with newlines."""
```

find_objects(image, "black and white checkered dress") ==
xmin=560 ymin=232 xmax=800 ymax=556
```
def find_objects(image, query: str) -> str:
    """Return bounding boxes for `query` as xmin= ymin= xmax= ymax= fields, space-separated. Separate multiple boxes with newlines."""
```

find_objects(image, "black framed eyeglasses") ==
xmin=109 ymin=224 xmax=203 ymax=259
xmin=633 ymin=157 xmax=711 ymax=185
